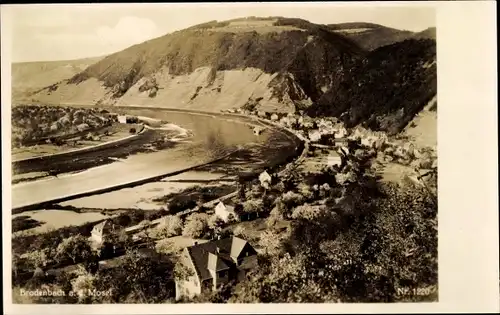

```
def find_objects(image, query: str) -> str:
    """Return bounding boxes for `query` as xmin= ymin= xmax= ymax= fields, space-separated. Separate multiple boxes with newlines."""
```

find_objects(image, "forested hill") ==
xmin=308 ymin=38 xmax=436 ymax=134
xmin=18 ymin=17 xmax=436 ymax=134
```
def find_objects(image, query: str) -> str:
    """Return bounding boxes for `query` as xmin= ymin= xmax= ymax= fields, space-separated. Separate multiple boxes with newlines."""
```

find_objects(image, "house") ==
xmin=90 ymin=220 xmax=114 ymax=245
xmin=259 ymin=170 xmax=272 ymax=189
xmin=215 ymin=201 xmax=238 ymax=223
xmin=302 ymin=121 xmax=315 ymax=129
xmin=175 ymin=236 xmax=258 ymax=300
xmin=361 ymin=136 xmax=379 ymax=148
xmin=108 ymin=113 xmax=119 ymax=122
xmin=253 ymin=126 xmax=263 ymax=136
xmin=117 ymin=115 xmax=139 ymax=124
xmin=308 ymin=130 xmax=322 ymax=143
xmin=334 ymin=127 xmax=348 ymax=139
xmin=117 ymin=115 xmax=128 ymax=124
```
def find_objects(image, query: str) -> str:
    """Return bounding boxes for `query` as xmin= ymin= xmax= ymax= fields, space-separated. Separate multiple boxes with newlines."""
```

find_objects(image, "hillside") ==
xmin=327 ymin=23 xmax=436 ymax=51
xmin=11 ymin=56 xmax=104 ymax=100
xmin=308 ymin=38 xmax=437 ymax=134
xmin=327 ymin=22 xmax=416 ymax=51
xmin=21 ymin=17 xmax=436 ymax=133
xmin=403 ymin=95 xmax=437 ymax=148
xmin=25 ymin=17 xmax=366 ymax=113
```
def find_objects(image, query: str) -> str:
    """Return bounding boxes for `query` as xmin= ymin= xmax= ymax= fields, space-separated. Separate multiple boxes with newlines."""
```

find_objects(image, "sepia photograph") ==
xmin=1 ymin=1 xmax=498 ymax=313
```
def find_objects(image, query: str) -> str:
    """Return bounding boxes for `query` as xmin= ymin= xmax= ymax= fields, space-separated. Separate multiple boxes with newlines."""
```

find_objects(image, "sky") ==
xmin=6 ymin=3 xmax=436 ymax=63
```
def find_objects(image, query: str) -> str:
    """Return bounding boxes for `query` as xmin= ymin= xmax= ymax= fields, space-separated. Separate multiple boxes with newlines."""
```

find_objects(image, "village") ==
xmin=12 ymin=103 xmax=437 ymax=303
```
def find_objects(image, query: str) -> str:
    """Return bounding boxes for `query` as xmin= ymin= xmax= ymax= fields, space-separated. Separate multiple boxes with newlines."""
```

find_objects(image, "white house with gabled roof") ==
xmin=215 ymin=201 xmax=238 ymax=223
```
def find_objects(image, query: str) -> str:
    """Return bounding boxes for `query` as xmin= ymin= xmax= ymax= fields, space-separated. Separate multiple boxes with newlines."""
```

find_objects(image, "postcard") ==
xmin=2 ymin=2 xmax=498 ymax=314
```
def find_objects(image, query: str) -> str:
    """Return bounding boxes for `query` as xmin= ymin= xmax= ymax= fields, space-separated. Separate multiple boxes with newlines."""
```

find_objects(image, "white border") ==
xmin=2 ymin=2 xmax=499 ymax=314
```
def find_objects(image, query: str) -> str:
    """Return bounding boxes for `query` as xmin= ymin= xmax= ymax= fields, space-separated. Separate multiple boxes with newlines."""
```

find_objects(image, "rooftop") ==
xmin=186 ymin=236 xmax=251 ymax=281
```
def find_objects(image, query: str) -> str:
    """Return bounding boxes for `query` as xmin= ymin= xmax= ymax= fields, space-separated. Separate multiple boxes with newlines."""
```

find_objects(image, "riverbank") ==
xmin=12 ymin=123 xmax=145 ymax=163
xmin=12 ymin=148 xmax=240 ymax=213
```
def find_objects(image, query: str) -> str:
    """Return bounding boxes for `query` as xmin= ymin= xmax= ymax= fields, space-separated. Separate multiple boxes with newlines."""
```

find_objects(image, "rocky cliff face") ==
xmin=24 ymin=18 xmax=364 ymax=112
xmin=18 ymin=17 xmax=436 ymax=133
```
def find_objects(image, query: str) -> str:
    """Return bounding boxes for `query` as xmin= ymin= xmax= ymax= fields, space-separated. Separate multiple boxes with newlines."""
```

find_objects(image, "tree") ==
xmin=55 ymin=235 xmax=95 ymax=265
xmin=258 ymin=228 xmax=290 ymax=257
xmin=208 ymin=215 xmax=225 ymax=239
xmin=174 ymin=259 xmax=194 ymax=282
xmin=237 ymin=183 xmax=246 ymax=201
xmin=267 ymin=200 xmax=286 ymax=227
xmin=21 ymin=248 xmax=50 ymax=269
xmin=155 ymin=239 xmax=181 ymax=255
xmin=249 ymin=184 xmax=264 ymax=199
xmin=151 ymin=215 xmax=183 ymax=239
xmin=281 ymin=191 xmax=305 ymax=210
xmin=242 ymin=199 xmax=265 ymax=218
xmin=291 ymin=204 xmax=325 ymax=221
xmin=93 ymin=249 xmax=176 ymax=303
xmin=232 ymin=225 xmax=247 ymax=239
xmin=182 ymin=213 xmax=209 ymax=238
xmin=230 ymin=252 xmax=338 ymax=303
xmin=71 ymin=270 xmax=97 ymax=303
xmin=104 ymin=229 xmax=132 ymax=254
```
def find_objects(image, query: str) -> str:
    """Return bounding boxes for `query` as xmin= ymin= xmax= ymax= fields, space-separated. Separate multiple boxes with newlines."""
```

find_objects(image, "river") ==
xmin=11 ymin=107 xmax=301 ymax=212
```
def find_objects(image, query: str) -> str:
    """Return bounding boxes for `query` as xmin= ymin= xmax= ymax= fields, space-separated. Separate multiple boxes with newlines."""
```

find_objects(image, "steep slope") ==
xmin=11 ymin=56 xmax=104 ymax=100
xmin=403 ymin=95 xmax=437 ymax=148
xmin=25 ymin=17 xmax=436 ymax=134
xmin=327 ymin=22 xmax=416 ymax=51
xmin=308 ymin=38 xmax=437 ymax=134
xmin=27 ymin=17 xmax=365 ymax=112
